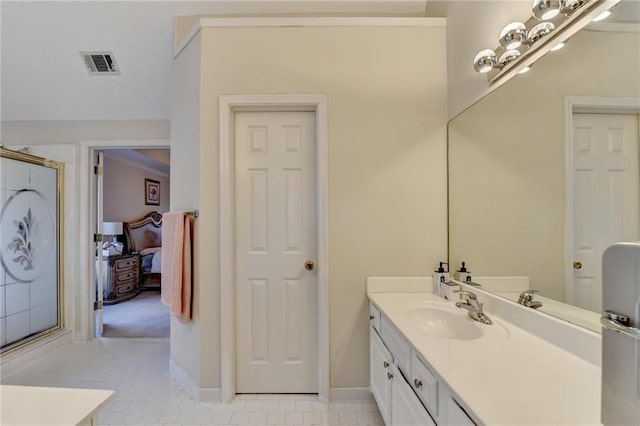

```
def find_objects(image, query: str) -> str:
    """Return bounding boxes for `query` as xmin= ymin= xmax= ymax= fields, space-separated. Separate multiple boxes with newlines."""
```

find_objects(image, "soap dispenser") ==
xmin=455 ymin=262 xmax=472 ymax=284
xmin=433 ymin=262 xmax=449 ymax=296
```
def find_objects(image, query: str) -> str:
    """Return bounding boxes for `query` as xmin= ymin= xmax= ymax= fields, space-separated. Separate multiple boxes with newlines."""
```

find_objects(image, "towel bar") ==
xmin=185 ymin=210 xmax=199 ymax=218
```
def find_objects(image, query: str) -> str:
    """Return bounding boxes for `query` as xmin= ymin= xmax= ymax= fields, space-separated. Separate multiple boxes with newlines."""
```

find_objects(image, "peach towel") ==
xmin=161 ymin=212 xmax=193 ymax=324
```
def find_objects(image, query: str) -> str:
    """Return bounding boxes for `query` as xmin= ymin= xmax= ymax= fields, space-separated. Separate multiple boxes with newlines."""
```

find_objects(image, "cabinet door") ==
xmin=370 ymin=328 xmax=392 ymax=425
xmin=411 ymin=352 xmax=439 ymax=418
xmin=391 ymin=363 xmax=436 ymax=426
xmin=446 ymin=398 xmax=476 ymax=426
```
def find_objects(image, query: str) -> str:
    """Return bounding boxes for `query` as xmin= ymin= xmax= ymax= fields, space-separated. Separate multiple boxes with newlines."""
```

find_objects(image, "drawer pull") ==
xmin=369 ymin=314 xmax=374 ymax=320
xmin=414 ymin=378 xmax=423 ymax=389
xmin=387 ymin=372 xmax=393 ymax=380
xmin=383 ymin=361 xmax=389 ymax=368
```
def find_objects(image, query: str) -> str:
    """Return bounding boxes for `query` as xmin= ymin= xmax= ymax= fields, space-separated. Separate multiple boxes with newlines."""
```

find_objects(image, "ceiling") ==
xmin=0 ymin=0 xmax=431 ymax=122
xmin=104 ymin=148 xmax=170 ymax=176
xmin=2 ymin=1 xmax=634 ymax=123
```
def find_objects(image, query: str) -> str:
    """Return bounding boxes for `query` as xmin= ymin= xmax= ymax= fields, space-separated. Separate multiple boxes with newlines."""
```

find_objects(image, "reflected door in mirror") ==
xmin=571 ymin=113 xmax=639 ymax=312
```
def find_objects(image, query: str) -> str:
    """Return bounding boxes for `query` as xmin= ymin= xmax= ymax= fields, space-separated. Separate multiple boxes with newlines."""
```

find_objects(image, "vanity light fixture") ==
xmin=499 ymin=22 xmax=527 ymax=50
xmin=527 ymin=22 xmax=556 ymax=44
xmin=532 ymin=0 xmax=562 ymax=21
xmin=498 ymin=50 xmax=521 ymax=66
xmin=473 ymin=49 xmax=497 ymax=73
xmin=562 ymin=0 xmax=588 ymax=15
xmin=472 ymin=0 xmax=618 ymax=78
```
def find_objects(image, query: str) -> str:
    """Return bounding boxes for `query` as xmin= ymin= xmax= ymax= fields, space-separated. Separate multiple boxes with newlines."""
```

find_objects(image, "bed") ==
xmin=124 ymin=211 xmax=163 ymax=290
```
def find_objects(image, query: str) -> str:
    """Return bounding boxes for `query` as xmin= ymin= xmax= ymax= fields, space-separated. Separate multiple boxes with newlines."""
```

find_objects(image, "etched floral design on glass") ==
xmin=8 ymin=207 xmax=37 ymax=270
xmin=1 ymin=189 xmax=55 ymax=283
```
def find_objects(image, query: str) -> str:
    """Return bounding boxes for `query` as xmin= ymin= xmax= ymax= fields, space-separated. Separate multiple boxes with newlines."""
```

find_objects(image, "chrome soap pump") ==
xmin=455 ymin=261 xmax=472 ymax=284
xmin=433 ymin=262 xmax=449 ymax=296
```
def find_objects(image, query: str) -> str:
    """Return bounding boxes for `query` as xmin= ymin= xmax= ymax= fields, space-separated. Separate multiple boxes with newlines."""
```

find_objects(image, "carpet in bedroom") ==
xmin=102 ymin=291 xmax=169 ymax=338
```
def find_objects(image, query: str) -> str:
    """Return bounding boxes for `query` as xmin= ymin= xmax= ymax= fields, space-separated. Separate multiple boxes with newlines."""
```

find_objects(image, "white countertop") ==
xmin=368 ymin=292 xmax=601 ymax=426
xmin=0 ymin=385 xmax=114 ymax=425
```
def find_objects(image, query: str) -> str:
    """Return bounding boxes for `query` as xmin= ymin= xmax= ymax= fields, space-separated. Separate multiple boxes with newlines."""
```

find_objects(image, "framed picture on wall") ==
xmin=145 ymin=178 xmax=160 ymax=206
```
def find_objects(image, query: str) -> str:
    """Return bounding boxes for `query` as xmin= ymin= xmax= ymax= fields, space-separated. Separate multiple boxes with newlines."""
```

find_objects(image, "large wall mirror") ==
xmin=448 ymin=0 xmax=639 ymax=332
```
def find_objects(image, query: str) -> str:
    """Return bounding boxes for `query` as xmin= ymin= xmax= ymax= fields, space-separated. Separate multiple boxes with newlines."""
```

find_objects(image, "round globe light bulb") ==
xmin=540 ymin=8 xmax=560 ymax=20
xmin=532 ymin=0 xmax=562 ymax=21
xmin=473 ymin=49 xmax=496 ymax=74
xmin=499 ymin=22 xmax=526 ymax=50
xmin=499 ymin=49 xmax=521 ymax=66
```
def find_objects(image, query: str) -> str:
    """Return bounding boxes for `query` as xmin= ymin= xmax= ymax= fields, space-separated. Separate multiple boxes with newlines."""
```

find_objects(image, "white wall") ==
xmin=170 ymin=22 xmax=449 ymax=393
xmin=103 ymin=155 xmax=170 ymax=223
xmin=170 ymin=33 xmax=203 ymax=392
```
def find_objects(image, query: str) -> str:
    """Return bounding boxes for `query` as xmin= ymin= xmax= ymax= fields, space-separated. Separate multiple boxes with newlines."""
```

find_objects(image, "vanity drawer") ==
xmin=446 ymin=397 xmax=476 ymax=426
xmin=381 ymin=316 xmax=411 ymax=377
xmin=411 ymin=353 xmax=439 ymax=417
xmin=369 ymin=303 xmax=381 ymax=334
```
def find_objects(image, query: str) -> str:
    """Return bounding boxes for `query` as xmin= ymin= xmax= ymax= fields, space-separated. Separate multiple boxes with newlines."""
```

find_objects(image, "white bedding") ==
xmin=139 ymin=247 xmax=162 ymax=273
xmin=140 ymin=247 xmax=161 ymax=256
xmin=150 ymin=249 xmax=162 ymax=273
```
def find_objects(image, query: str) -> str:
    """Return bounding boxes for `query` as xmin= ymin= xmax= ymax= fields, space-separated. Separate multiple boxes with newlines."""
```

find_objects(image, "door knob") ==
xmin=573 ymin=262 xmax=582 ymax=270
xmin=304 ymin=261 xmax=315 ymax=271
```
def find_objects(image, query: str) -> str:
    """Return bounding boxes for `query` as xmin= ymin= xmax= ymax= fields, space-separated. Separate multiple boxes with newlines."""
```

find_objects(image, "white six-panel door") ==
xmin=572 ymin=113 xmax=640 ymax=312
xmin=234 ymin=111 xmax=318 ymax=393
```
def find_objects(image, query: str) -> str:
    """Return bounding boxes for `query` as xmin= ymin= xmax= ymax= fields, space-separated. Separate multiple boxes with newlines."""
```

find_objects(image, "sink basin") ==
xmin=407 ymin=307 xmax=483 ymax=340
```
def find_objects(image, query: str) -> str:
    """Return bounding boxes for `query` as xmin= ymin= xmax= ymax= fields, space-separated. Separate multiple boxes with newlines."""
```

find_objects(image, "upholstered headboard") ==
xmin=124 ymin=211 xmax=163 ymax=252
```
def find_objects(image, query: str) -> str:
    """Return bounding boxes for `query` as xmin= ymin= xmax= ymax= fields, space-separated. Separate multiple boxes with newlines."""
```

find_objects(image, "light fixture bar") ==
xmin=477 ymin=0 xmax=620 ymax=84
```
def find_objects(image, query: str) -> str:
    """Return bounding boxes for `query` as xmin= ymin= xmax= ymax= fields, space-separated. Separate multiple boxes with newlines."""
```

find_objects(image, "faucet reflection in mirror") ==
xmin=473 ymin=0 xmax=619 ymax=79
xmin=517 ymin=289 xmax=544 ymax=309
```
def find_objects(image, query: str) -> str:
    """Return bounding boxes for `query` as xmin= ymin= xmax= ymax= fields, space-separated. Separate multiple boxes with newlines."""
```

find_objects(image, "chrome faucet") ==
xmin=455 ymin=290 xmax=493 ymax=325
xmin=518 ymin=289 xmax=543 ymax=309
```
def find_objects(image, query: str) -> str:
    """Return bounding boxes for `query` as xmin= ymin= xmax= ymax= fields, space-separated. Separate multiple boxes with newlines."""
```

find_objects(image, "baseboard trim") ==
xmin=330 ymin=387 xmax=374 ymax=402
xmin=169 ymin=358 xmax=221 ymax=402
xmin=200 ymin=387 xmax=221 ymax=402
xmin=0 ymin=329 xmax=72 ymax=379
xmin=169 ymin=358 xmax=198 ymax=400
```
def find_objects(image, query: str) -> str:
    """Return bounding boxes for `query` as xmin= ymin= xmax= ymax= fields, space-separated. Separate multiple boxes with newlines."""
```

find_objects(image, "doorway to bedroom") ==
xmin=95 ymin=148 xmax=171 ymax=339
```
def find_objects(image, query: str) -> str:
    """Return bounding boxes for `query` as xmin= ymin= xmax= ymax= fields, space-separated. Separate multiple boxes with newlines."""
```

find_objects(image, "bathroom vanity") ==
xmin=367 ymin=277 xmax=601 ymax=425
xmin=0 ymin=385 xmax=113 ymax=425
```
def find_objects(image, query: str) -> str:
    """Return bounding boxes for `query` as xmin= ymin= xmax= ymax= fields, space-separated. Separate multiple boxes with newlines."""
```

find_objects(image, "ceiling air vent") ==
xmin=80 ymin=51 xmax=120 ymax=75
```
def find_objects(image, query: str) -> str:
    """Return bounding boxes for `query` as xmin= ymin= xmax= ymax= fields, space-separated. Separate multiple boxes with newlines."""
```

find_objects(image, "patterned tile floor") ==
xmin=1 ymin=338 xmax=383 ymax=425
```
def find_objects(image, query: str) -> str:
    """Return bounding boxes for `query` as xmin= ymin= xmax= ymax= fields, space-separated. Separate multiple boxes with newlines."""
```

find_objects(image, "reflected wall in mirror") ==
xmin=448 ymin=1 xmax=640 ymax=332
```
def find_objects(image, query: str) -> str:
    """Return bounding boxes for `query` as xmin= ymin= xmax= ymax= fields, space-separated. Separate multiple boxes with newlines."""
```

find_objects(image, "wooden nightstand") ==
xmin=102 ymin=253 xmax=140 ymax=305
